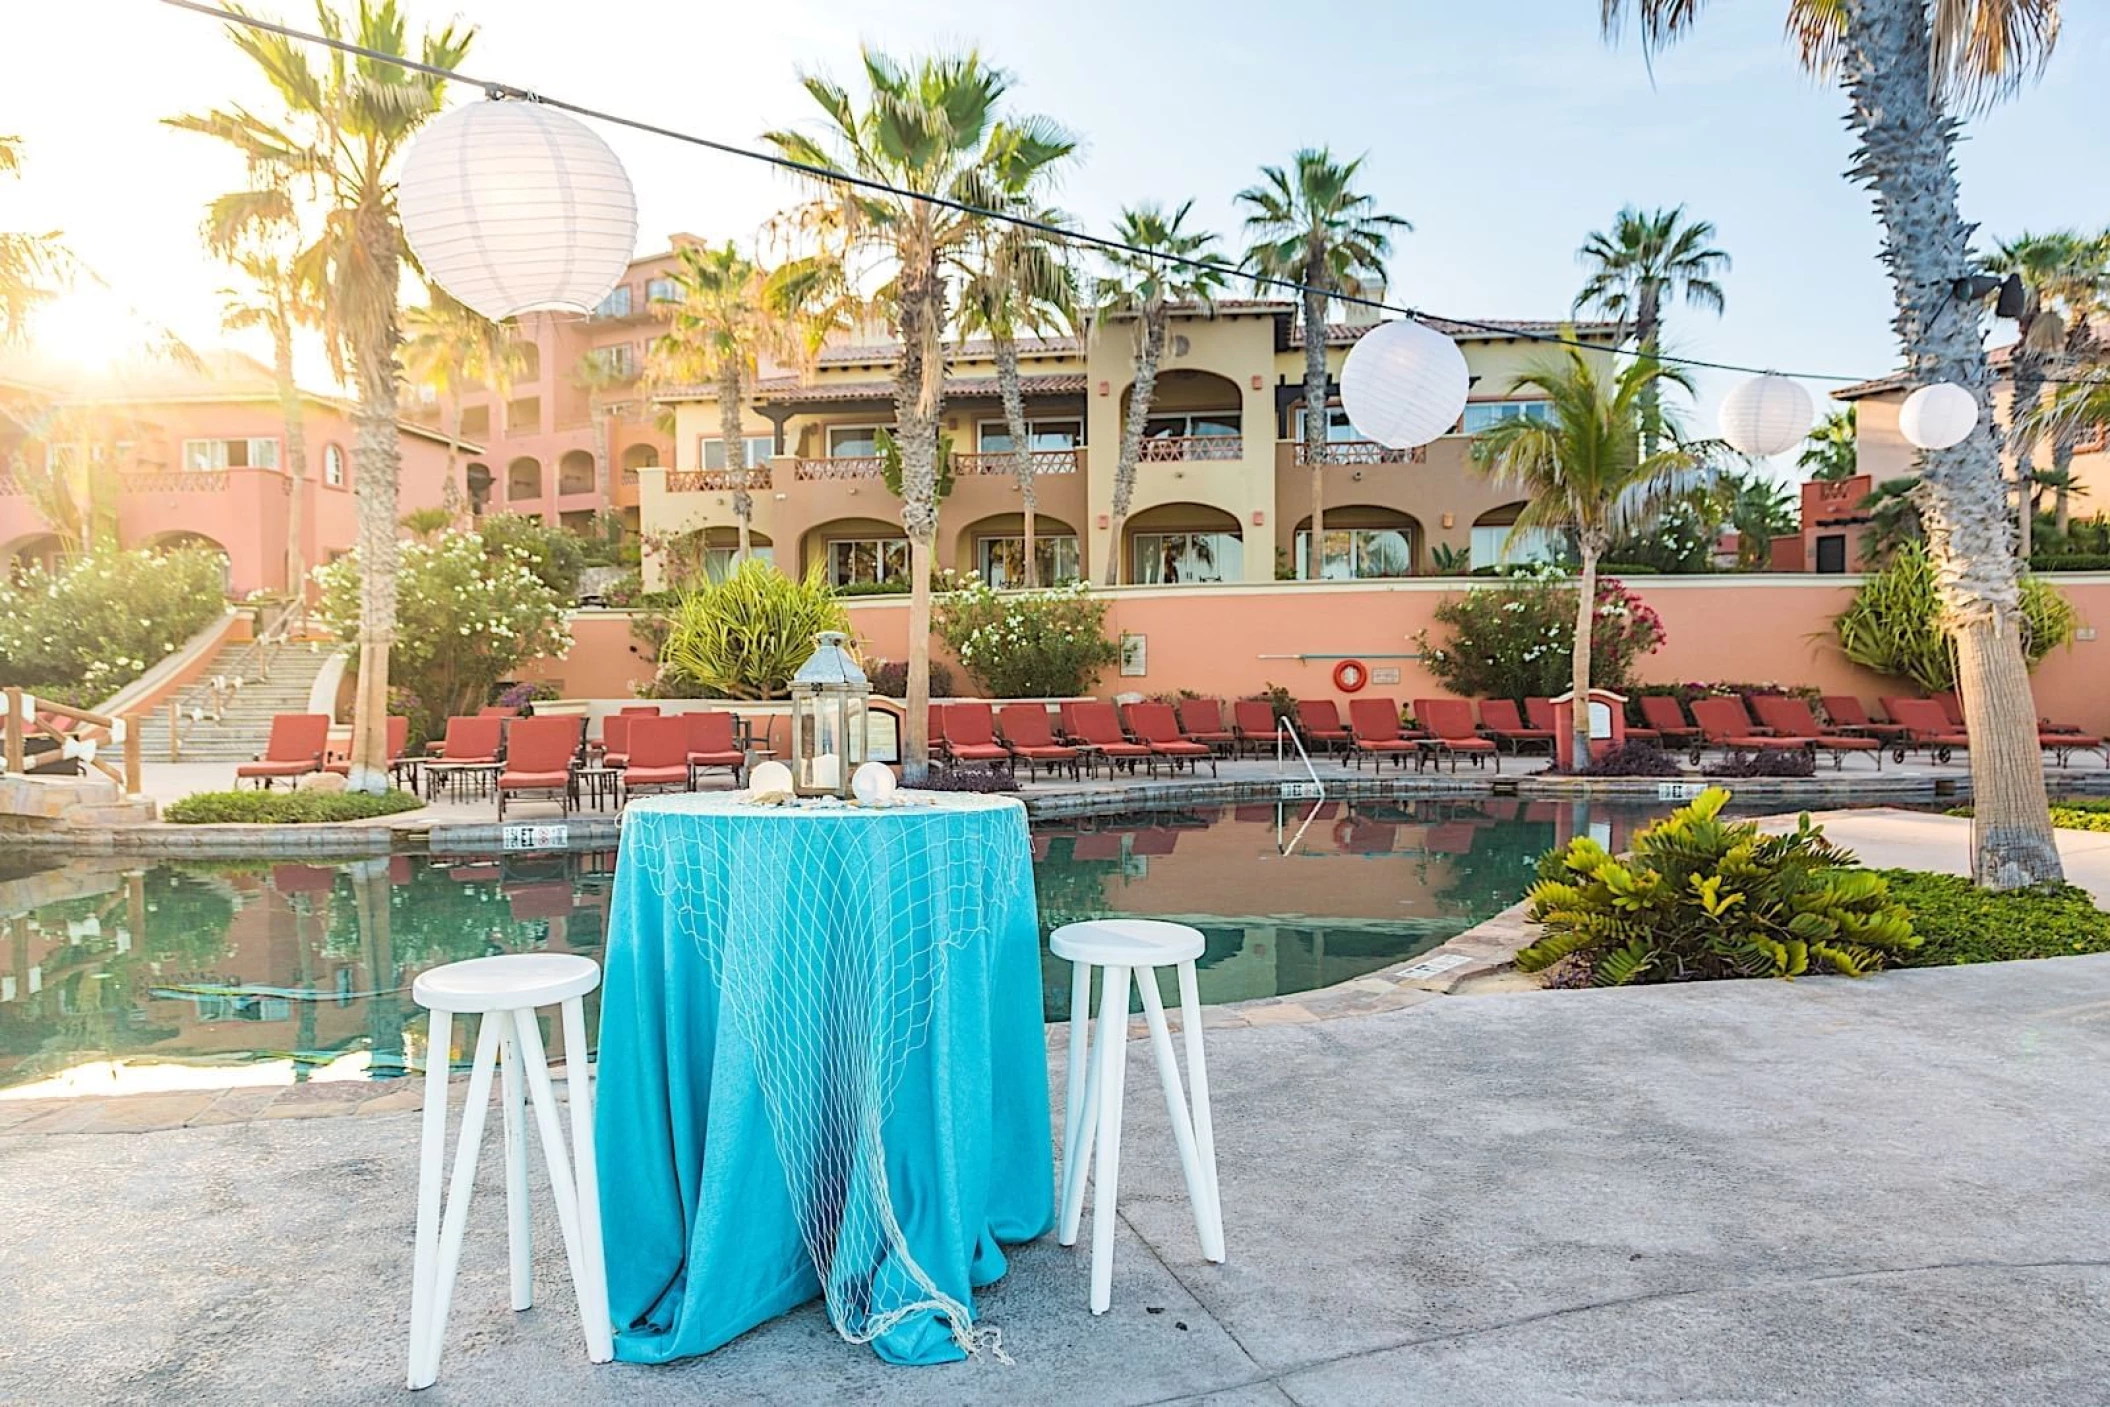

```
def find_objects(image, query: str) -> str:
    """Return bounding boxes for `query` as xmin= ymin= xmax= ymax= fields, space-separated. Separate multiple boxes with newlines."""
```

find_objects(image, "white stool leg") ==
xmin=1177 ymin=959 xmax=1224 ymax=1262
xmin=1134 ymin=966 xmax=1220 ymax=1263
xmin=1059 ymin=965 xmax=1104 ymax=1247
xmin=1089 ymin=964 xmax=1131 ymax=1315
xmin=1059 ymin=960 xmax=1091 ymax=1217
xmin=413 ymin=1010 xmax=503 ymax=1391
xmin=407 ymin=1009 xmax=452 ymax=1390
xmin=560 ymin=996 xmax=614 ymax=1363
xmin=500 ymin=1024 xmax=532 ymax=1312
xmin=511 ymin=1006 xmax=603 ymax=1366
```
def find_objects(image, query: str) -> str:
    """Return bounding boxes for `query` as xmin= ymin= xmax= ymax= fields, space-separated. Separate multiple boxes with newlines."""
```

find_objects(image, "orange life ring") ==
xmin=1333 ymin=659 xmax=1369 ymax=693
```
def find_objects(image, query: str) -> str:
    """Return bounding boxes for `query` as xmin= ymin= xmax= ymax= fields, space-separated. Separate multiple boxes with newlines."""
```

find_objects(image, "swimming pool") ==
xmin=0 ymin=797 xmax=1687 ymax=1097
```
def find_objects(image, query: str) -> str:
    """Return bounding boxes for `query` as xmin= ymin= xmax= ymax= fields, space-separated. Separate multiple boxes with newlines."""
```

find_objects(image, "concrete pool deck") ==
xmin=7 ymin=954 xmax=2110 ymax=1404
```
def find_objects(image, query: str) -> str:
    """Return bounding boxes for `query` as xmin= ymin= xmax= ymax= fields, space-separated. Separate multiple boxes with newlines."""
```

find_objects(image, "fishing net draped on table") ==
xmin=597 ymin=792 xmax=1055 ymax=1367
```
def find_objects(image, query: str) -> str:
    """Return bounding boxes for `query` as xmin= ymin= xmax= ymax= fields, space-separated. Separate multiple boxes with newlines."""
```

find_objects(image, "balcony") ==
xmin=792 ymin=456 xmax=885 ymax=482
xmin=666 ymin=468 xmax=772 ymax=493
xmin=122 ymin=471 xmax=229 ymax=492
xmin=1138 ymin=435 xmax=1242 ymax=464
xmin=1292 ymin=440 xmax=1425 ymax=466
xmin=952 ymin=449 xmax=1082 ymax=476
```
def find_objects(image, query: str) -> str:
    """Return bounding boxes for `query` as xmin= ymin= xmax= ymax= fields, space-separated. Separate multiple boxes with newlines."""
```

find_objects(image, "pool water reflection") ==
xmin=0 ymin=798 xmax=1663 ymax=1096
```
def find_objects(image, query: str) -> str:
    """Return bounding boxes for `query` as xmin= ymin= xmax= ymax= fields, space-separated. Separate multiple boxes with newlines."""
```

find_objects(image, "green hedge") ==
xmin=1882 ymin=868 xmax=2110 ymax=966
xmin=1948 ymin=798 xmax=2110 ymax=833
xmin=165 ymin=790 xmax=426 ymax=825
xmin=2030 ymin=554 xmax=2110 ymax=572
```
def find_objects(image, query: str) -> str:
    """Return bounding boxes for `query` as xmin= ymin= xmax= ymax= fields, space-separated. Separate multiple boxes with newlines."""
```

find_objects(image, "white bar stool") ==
xmin=1051 ymin=919 xmax=1225 ymax=1314
xmin=407 ymin=953 xmax=613 ymax=1390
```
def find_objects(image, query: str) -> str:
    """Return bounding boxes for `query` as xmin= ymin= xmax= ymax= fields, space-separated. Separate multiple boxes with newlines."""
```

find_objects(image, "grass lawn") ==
xmin=1880 ymin=867 xmax=2110 ymax=966
xmin=164 ymin=789 xmax=427 ymax=824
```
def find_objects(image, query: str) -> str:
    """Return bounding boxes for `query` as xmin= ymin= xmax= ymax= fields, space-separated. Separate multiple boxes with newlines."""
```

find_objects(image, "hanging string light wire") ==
xmin=157 ymin=0 xmax=2110 ymax=392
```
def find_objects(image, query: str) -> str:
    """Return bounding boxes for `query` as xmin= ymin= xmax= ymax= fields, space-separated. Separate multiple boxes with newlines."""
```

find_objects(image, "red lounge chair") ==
xmin=1177 ymin=699 xmax=1240 ymax=757
xmin=997 ymin=704 xmax=1081 ymax=781
xmin=1126 ymin=702 xmax=1217 ymax=777
xmin=1477 ymin=699 xmax=1553 ymax=757
xmin=683 ymin=711 xmax=746 ymax=789
xmin=1749 ymin=694 xmax=1882 ymax=770
xmin=325 ymin=715 xmax=410 ymax=780
xmin=421 ymin=715 xmax=506 ymax=799
xmin=1821 ymin=695 xmax=1910 ymax=743
xmin=1413 ymin=698 xmax=1500 ymax=772
xmin=1295 ymin=699 xmax=1352 ymax=757
xmin=1934 ymin=692 xmax=1966 ymax=728
xmin=942 ymin=702 xmax=1014 ymax=770
xmin=1232 ymin=700 xmax=1288 ymax=758
xmin=619 ymin=705 xmax=661 ymax=717
xmin=497 ymin=715 xmax=582 ymax=820
xmin=1637 ymin=695 xmax=1705 ymax=759
xmin=1690 ymin=696 xmax=1814 ymax=759
xmin=236 ymin=713 xmax=331 ymax=789
xmin=599 ymin=714 xmax=633 ymax=770
xmin=1881 ymin=697 xmax=1970 ymax=764
xmin=621 ymin=716 xmax=693 ymax=801
xmin=478 ymin=705 xmax=520 ymax=718
xmin=928 ymin=705 xmax=951 ymax=768
xmin=1066 ymin=702 xmax=1152 ymax=775
xmin=1347 ymin=697 xmax=1421 ymax=771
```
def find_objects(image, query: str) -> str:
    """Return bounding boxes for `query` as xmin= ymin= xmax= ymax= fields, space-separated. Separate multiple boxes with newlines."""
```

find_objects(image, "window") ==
xmin=978 ymin=535 xmax=1081 ymax=588
xmin=594 ymin=285 xmax=633 ymax=318
xmin=1458 ymin=400 xmax=1552 ymax=435
xmin=1143 ymin=413 xmax=1240 ymax=440
xmin=589 ymin=344 xmax=636 ymax=379
xmin=458 ymin=405 xmax=491 ymax=439
xmin=1470 ymin=522 xmax=1563 ymax=568
xmin=702 ymin=545 xmax=774 ymax=581
xmin=1132 ymin=532 xmax=1242 ymax=584
xmin=181 ymin=438 xmax=279 ymax=471
xmin=977 ymin=419 xmax=1082 ymax=452
xmin=700 ymin=435 xmax=775 ymax=469
xmin=644 ymin=277 xmax=678 ymax=305
xmin=826 ymin=425 xmax=887 ymax=458
xmin=506 ymin=396 xmax=541 ymax=434
xmin=322 ymin=444 xmax=346 ymax=487
xmin=1293 ymin=527 xmax=1413 ymax=580
xmin=1291 ymin=406 xmax=1364 ymax=443
xmin=828 ymin=537 xmax=910 ymax=587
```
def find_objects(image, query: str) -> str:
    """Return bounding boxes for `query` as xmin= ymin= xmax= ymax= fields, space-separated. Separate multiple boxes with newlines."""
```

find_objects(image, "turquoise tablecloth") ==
xmin=595 ymin=791 xmax=1054 ymax=1365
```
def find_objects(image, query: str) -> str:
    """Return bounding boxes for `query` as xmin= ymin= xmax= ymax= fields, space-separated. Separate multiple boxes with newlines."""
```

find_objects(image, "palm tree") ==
xmin=1093 ymin=202 xmax=1228 ymax=586
xmin=762 ymin=48 xmax=1067 ymax=777
xmin=1798 ymin=406 xmax=1859 ymax=480
xmin=572 ymin=348 xmax=629 ymax=512
xmin=401 ymin=287 xmax=520 ymax=526
xmin=1574 ymin=205 xmax=1729 ymax=457
xmin=1473 ymin=347 xmax=1703 ymax=766
xmin=1987 ymin=230 xmax=2091 ymax=556
xmin=958 ymin=133 xmax=1079 ymax=587
xmin=202 ymin=177 xmax=318 ymax=601
xmin=170 ymin=2 xmax=473 ymax=796
xmin=1237 ymin=150 xmax=1409 ymax=581
xmin=0 ymin=136 xmax=67 ymax=346
xmin=1600 ymin=0 xmax=2066 ymax=888
xmin=1721 ymin=470 xmax=1799 ymax=568
xmin=2025 ymin=230 xmax=2108 ymax=537
xmin=1860 ymin=475 xmax=1926 ymax=560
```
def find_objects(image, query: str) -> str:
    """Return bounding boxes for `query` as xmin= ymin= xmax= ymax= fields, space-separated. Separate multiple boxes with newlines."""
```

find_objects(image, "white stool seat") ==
xmin=1054 ymin=919 xmax=1224 ymax=1315
xmin=1051 ymin=918 xmax=1204 ymax=967
xmin=412 ymin=952 xmax=600 ymax=1013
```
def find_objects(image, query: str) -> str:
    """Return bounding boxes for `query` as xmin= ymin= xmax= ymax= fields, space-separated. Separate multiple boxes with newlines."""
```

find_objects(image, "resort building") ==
xmin=641 ymin=303 xmax=1623 ymax=589
xmin=0 ymin=350 xmax=467 ymax=596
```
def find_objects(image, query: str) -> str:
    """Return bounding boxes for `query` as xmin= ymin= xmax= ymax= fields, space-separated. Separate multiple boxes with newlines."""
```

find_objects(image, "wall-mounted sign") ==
xmin=1370 ymin=667 xmax=1401 ymax=685
xmin=1120 ymin=634 xmax=1147 ymax=677
xmin=503 ymin=823 xmax=570 ymax=851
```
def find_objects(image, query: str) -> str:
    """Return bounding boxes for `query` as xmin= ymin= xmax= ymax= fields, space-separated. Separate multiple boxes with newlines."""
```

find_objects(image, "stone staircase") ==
xmin=133 ymin=640 xmax=338 ymax=764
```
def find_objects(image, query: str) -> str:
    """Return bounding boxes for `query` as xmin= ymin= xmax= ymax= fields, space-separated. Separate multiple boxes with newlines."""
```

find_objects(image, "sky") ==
xmin=8 ymin=0 xmax=2110 ymax=476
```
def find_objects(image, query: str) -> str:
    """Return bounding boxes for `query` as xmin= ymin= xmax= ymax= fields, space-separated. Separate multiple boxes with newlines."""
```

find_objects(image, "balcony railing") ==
xmin=124 ymin=471 xmax=229 ymax=492
xmin=1138 ymin=435 xmax=1243 ymax=463
xmin=952 ymin=449 xmax=1081 ymax=476
xmin=1293 ymin=440 xmax=1425 ymax=466
xmin=666 ymin=467 xmax=772 ymax=493
xmin=0 ymin=473 xmax=21 ymax=495
xmin=793 ymin=456 xmax=885 ymax=481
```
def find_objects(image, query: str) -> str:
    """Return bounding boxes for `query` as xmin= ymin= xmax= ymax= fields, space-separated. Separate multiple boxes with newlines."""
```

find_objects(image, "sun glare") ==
xmin=24 ymin=285 xmax=166 ymax=373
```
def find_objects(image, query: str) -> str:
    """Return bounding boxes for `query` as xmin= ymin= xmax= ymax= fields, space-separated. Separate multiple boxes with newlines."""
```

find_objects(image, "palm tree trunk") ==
xmin=444 ymin=405 xmax=463 ymax=523
xmin=1635 ymin=296 xmax=1662 ymax=462
xmin=1105 ymin=311 xmax=1167 ymax=587
xmin=1571 ymin=541 xmax=1599 ymax=768
xmin=2010 ymin=312 xmax=2043 ymax=560
xmin=716 ymin=365 xmax=753 ymax=561
xmin=273 ymin=313 xmax=307 ymax=609
xmin=1303 ymin=279 xmax=1330 ymax=582
xmin=1842 ymin=0 xmax=2060 ymax=887
xmin=593 ymin=394 xmax=612 ymax=509
xmin=993 ymin=331 xmax=1036 ymax=588
xmin=2052 ymin=319 xmax=2087 ymax=537
xmin=345 ymin=215 xmax=404 ymax=797
xmin=894 ymin=236 xmax=946 ymax=780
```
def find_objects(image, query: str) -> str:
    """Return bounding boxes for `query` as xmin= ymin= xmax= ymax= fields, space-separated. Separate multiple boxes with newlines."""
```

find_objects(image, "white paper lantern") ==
xmin=1338 ymin=319 xmax=1471 ymax=450
xmin=397 ymin=99 xmax=638 ymax=323
xmin=1718 ymin=374 xmax=1814 ymax=457
xmin=851 ymin=761 xmax=897 ymax=805
xmin=748 ymin=760 xmax=794 ymax=796
xmin=1898 ymin=382 xmax=1979 ymax=451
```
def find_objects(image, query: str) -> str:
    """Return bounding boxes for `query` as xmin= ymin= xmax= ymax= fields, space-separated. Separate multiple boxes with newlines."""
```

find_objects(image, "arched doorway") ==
xmin=803 ymin=517 xmax=908 ymax=589
xmin=1471 ymin=502 xmax=1562 ymax=570
xmin=142 ymin=530 xmax=233 ymax=593
xmin=507 ymin=457 xmax=542 ymax=503
xmin=2 ymin=532 xmax=66 ymax=584
xmin=620 ymin=442 xmax=663 ymax=487
xmin=954 ymin=513 xmax=1080 ymax=587
xmin=557 ymin=449 xmax=597 ymax=497
xmin=1292 ymin=507 xmax=1421 ymax=579
xmin=1124 ymin=503 xmax=1243 ymax=584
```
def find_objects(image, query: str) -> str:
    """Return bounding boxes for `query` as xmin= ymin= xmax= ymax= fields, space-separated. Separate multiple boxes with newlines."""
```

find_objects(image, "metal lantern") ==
xmin=788 ymin=631 xmax=870 ymax=797
xmin=1338 ymin=318 xmax=1471 ymax=450
xmin=397 ymin=97 xmax=638 ymax=323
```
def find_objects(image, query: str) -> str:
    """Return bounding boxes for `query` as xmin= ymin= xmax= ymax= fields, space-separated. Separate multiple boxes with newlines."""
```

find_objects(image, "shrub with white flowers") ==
xmin=0 ymin=547 xmax=226 ymax=707
xmin=1416 ymin=572 xmax=1665 ymax=702
xmin=315 ymin=529 xmax=570 ymax=737
xmin=933 ymin=574 xmax=1122 ymax=699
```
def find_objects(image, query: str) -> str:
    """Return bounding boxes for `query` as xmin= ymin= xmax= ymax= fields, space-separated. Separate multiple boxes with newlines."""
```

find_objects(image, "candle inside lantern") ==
xmin=810 ymin=753 xmax=842 ymax=791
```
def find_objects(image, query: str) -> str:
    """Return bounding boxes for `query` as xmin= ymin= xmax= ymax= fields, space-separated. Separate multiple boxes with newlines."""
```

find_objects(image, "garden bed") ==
xmin=164 ymin=790 xmax=428 ymax=825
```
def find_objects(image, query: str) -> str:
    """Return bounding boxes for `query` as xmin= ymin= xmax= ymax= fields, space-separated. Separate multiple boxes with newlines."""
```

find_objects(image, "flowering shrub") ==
xmin=1417 ymin=570 xmax=1665 ymax=702
xmin=315 ymin=529 xmax=571 ymax=736
xmin=867 ymin=658 xmax=956 ymax=699
xmin=0 ymin=548 xmax=226 ymax=706
xmin=933 ymin=575 xmax=1122 ymax=699
xmin=495 ymin=680 xmax=561 ymax=710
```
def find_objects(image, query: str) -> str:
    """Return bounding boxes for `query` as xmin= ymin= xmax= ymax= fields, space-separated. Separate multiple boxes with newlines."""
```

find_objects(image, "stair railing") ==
xmin=164 ymin=602 xmax=300 ymax=761
xmin=3 ymin=686 xmax=144 ymax=797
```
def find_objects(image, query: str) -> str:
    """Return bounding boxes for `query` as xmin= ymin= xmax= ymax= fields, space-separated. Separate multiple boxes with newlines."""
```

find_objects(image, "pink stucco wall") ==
xmin=525 ymin=575 xmax=2110 ymax=734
